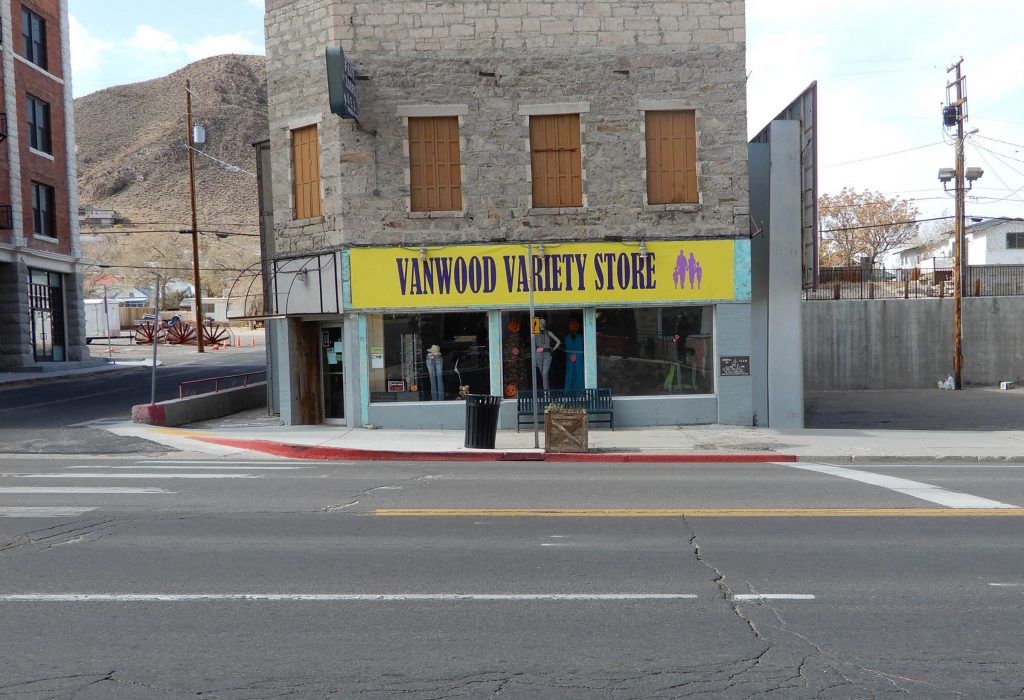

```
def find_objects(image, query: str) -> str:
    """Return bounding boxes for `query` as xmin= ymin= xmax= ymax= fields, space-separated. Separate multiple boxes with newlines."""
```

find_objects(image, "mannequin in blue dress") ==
xmin=563 ymin=318 xmax=584 ymax=392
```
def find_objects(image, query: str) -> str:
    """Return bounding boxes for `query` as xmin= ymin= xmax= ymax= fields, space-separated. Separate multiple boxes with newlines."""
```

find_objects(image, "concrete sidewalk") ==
xmin=104 ymin=416 xmax=1024 ymax=463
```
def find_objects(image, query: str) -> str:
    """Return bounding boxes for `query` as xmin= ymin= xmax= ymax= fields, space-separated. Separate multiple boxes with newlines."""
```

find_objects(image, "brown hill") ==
xmin=75 ymin=54 xmax=268 ymax=297
xmin=75 ymin=53 xmax=267 ymax=227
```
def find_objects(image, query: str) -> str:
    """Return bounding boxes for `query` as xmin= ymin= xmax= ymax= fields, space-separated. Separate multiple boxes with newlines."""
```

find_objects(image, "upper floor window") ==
xmin=31 ymin=181 xmax=55 ymax=238
xmin=645 ymin=110 xmax=697 ymax=205
xmin=1007 ymin=232 xmax=1024 ymax=249
xmin=26 ymin=94 xmax=51 ymax=154
xmin=290 ymin=124 xmax=321 ymax=220
xmin=408 ymin=116 xmax=462 ymax=212
xmin=21 ymin=8 xmax=47 ymax=70
xmin=529 ymin=114 xmax=582 ymax=209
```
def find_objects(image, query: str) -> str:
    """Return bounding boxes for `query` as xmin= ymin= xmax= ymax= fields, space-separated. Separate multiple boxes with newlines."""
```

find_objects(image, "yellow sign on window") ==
xmin=348 ymin=240 xmax=739 ymax=310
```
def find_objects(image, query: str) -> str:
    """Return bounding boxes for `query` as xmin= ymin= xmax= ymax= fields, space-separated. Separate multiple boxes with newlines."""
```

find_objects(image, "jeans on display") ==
xmin=426 ymin=354 xmax=444 ymax=401
xmin=534 ymin=351 xmax=552 ymax=391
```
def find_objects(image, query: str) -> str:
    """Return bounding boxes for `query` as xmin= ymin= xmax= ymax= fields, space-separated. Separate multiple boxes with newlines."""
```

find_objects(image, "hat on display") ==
xmin=428 ymin=344 xmax=441 ymax=354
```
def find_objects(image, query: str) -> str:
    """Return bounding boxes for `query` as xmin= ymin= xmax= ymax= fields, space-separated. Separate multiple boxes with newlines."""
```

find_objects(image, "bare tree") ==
xmin=819 ymin=188 xmax=920 ymax=268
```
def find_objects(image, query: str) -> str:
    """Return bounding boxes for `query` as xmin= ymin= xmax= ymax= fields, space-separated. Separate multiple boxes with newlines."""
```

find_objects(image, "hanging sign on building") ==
xmin=348 ymin=240 xmax=743 ymax=310
xmin=326 ymin=46 xmax=358 ymax=120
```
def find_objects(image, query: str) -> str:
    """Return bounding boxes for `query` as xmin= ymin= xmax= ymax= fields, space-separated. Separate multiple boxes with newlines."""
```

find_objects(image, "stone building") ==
xmin=0 ymin=0 xmax=86 ymax=369
xmin=263 ymin=0 xmax=752 ymax=428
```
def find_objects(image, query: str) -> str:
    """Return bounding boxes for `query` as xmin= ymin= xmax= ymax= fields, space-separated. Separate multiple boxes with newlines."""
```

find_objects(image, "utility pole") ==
xmin=185 ymin=80 xmax=205 ymax=353
xmin=946 ymin=60 xmax=967 ymax=389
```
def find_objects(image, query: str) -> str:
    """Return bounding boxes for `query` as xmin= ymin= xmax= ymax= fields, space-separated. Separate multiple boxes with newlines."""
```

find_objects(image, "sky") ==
xmin=69 ymin=0 xmax=1024 ymax=229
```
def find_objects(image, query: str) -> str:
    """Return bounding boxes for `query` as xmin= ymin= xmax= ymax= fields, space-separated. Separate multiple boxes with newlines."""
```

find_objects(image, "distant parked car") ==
xmin=870 ymin=270 xmax=897 ymax=281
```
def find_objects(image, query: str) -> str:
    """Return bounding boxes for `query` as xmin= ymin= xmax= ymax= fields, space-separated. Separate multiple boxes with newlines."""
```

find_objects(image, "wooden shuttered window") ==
xmin=645 ymin=110 xmax=697 ymax=205
xmin=408 ymin=116 xmax=462 ymax=212
xmin=529 ymin=114 xmax=583 ymax=208
xmin=291 ymin=124 xmax=322 ymax=219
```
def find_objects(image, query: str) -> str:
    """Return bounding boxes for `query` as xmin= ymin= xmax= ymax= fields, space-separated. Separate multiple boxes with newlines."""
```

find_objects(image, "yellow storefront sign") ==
xmin=349 ymin=240 xmax=736 ymax=310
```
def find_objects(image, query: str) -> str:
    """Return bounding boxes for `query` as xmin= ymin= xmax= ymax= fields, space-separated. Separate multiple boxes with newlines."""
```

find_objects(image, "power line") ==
xmin=820 ymin=215 xmax=954 ymax=234
xmin=821 ymin=141 xmax=946 ymax=168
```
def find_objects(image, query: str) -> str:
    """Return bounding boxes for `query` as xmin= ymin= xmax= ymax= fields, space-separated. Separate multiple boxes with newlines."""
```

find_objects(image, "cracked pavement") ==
xmin=1 ymin=456 xmax=1023 ymax=697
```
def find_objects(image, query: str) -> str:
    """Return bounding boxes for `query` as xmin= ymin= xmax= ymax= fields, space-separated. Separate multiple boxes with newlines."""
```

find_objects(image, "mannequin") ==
xmin=425 ymin=344 xmax=443 ymax=401
xmin=563 ymin=319 xmax=584 ymax=392
xmin=532 ymin=318 xmax=561 ymax=391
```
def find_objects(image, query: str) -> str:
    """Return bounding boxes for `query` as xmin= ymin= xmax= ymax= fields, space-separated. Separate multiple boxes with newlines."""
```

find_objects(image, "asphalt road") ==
xmin=1 ymin=456 xmax=1023 ymax=698
xmin=0 ymin=343 xmax=266 ymax=454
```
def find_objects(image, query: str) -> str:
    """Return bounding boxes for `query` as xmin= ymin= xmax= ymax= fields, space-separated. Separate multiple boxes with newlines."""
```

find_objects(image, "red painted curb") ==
xmin=194 ymin=436 xmax=796 ymax=463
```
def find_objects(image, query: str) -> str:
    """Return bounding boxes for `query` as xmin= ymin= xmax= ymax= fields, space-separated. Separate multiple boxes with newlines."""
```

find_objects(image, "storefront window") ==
xmin=367 ymin=311 xmax=489 ymax=402
xmin=500 ymin=309 xmax=584 ymax=397
xmin=596 ymin=306 xmax=713 ymax=396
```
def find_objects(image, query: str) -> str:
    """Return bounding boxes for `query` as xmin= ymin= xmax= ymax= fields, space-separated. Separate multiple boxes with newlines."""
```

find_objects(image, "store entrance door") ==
xmin=320 ymin=325 xmax=345 ymax=423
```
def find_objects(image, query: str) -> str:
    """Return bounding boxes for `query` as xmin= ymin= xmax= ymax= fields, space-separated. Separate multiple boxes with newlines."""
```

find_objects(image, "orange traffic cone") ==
xmin=250 ymin=337 xmax=256 ymax=347
xmin=236 ymin=336 xmax=242 ymax=348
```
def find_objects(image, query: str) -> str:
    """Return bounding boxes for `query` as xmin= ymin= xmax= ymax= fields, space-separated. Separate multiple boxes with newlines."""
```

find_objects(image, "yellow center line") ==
xmin=374 ymin=508 xmax=1024 ymax=517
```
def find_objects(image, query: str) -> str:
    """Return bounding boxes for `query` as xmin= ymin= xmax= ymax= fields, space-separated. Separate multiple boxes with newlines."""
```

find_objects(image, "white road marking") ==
xmin=776 ymin=462 xmax=1020 ymax=509
xmin=0 ymin=487 xmax=171 ymax=494
xmin=733 ymin=594 xmax=816 ymax=601
xmin=0 ymin=593 xmax=700 ymax=602
xmin=0 ymin=507 xmax=97 ymax=518
xmin=540 ymin=543 xmax=569 ymax=547
xmin=17 ymin=473 xmax=259 ymax=480
xmin=65 ymin=465 xmax=306 ymax=471
xmin=989 ymin=583 xmax=1024 ymax=587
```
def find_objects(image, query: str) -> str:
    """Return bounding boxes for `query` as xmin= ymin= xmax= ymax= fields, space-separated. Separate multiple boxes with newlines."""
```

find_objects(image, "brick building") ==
xmin=262 ymin=0 xmax=752 ymax=428
xmin=0 ymin=0 xmax=85 ymax=369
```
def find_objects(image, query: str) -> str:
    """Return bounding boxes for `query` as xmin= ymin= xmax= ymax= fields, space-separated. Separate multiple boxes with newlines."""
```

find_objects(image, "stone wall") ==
xmin=265 ymin=0 xmax=748 ymax=255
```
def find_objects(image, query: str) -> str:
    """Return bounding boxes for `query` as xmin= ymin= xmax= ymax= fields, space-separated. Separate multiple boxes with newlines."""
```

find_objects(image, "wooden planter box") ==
xmin=544 ymin=412 xmax=589 ymax=453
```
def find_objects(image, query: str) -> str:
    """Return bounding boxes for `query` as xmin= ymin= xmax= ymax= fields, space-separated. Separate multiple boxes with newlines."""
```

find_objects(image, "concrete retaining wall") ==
xmin=132 ymin=382 xmax=268 ymax=427
xmin=803 ymin=298 xmax=1024 ymax=390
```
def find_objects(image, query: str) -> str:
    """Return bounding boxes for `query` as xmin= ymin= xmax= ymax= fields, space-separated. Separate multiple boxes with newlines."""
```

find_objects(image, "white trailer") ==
xmin=84 ymin=298 xmax=120 ymax=343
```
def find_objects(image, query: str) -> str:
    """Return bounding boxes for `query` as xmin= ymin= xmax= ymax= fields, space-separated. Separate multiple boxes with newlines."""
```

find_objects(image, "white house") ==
xmin=898 ymin=218 xmax=1024 ymax=269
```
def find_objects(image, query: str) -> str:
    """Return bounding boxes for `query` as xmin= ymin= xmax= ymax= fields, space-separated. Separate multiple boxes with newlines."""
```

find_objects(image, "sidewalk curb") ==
xmin=194 ymin=437 xmax=798 ymax=463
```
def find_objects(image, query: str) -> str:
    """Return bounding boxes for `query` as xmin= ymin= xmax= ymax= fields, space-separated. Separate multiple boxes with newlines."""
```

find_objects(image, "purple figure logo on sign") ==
xmin=688 ymin=252 xmax=702 ymax=290
xmin=673 ymin=250 xmax=689 ymax=289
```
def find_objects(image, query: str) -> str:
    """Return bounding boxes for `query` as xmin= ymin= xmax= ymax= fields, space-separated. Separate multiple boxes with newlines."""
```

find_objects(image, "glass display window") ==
xmin=596 ymin=306 xmax=713 ymax=396
xmin=367 ymin=311 xmax=490 ymax=402
xmin=500 ymin=309 xmax=584 ymax=397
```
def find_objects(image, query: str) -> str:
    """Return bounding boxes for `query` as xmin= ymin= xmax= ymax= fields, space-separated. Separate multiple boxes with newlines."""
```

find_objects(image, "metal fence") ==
xmin=803 ymin=266 xmax=1024 ymax=300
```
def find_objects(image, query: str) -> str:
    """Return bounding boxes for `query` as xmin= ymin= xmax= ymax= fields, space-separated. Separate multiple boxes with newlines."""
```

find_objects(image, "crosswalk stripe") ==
xmin=16 ymin=473 xmax=259 ymax=480
xmin=0 ymin=507 xmax=97 ymax=518
xmin=0 ymin=487 xmax=171 ymax=494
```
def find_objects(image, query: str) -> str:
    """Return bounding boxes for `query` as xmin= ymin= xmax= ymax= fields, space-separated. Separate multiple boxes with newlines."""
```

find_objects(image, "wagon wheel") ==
xmin=134 ymin=321 xmax=167 ymax=345
xmin=165 ymin=321 xmax=198 ymax=345
xmin=202 ymin=322 xmax=233 ymax=346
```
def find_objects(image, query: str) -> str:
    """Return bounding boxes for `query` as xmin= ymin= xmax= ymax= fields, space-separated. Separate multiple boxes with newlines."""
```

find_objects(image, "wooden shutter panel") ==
xmin=291 ymin=125 xmax=322 ymax=219
xmin=645 ymin=111 xmax=697 ymax=204
xmin=409 ymin=116 xmax=462 ymax=212
xmin=530 ymin=114 xmax=582 ymax=208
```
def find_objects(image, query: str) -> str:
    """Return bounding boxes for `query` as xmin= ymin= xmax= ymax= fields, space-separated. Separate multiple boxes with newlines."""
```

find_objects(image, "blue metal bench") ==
xmin=516 ymin=388 xmax=614 ymax=431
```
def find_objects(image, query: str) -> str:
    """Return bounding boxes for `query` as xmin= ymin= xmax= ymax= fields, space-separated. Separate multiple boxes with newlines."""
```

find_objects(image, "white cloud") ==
xmin=126 ymin=25 xmax=179 ymax=54
xmin=184 ymin=34 xmax=262 ymax=61
xmin=68 ymin=15 xmax=113 ymax=72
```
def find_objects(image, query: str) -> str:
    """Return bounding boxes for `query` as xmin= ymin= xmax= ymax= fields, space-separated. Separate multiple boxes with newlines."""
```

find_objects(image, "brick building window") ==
xmin=408 ymin=117 xmax=462 ymax=212
xmin=529 ymin=114 xmax=582 ymax=208
xmin=1007 ymin=232 xmax=1024 ymax=249
xmin=31 ymin=181 xmax=55 ymax=238
xmin=290 ymin=124 xmax=321 ymax=220
xmin=645 ymin=110 xmax=697 ymax=205
xmin=21 ymin=8 xmax=47 ymax=70
xmin=26 ymin=95 xmax=50 ymax=153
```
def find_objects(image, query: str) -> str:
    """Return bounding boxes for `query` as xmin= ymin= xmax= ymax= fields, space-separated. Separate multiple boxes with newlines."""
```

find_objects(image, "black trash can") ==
xmin=464 ymin=394 xmax=502 ymax=449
